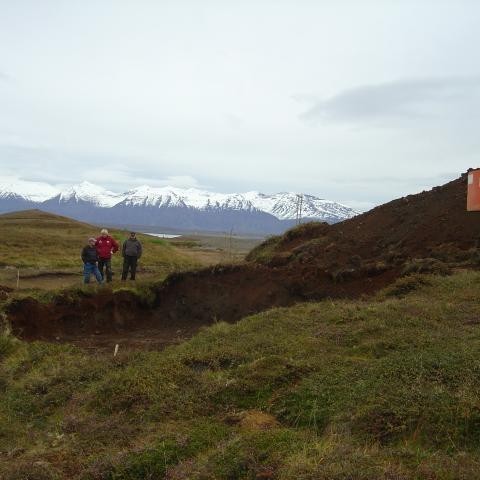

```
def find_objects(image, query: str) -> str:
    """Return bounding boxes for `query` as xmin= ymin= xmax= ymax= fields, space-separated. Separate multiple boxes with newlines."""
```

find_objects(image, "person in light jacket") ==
xmin=121 ymin=232 xmax=143 ymax=280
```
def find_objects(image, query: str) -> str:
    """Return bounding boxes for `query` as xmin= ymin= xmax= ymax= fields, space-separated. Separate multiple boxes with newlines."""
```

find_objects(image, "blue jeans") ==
xmin=83 ymin=263 xmax=103 ymax=284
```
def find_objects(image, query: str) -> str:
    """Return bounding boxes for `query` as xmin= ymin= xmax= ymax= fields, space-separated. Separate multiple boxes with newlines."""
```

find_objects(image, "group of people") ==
xmin=81 ymin=229 xmax=143 ymax=284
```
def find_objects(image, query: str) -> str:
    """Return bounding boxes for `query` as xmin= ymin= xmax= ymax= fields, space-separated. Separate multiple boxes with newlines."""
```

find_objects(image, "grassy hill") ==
xmin=0 ymin=210 xmax=198 ymax=283
xmin=2 ymin=271 xmax=480 ymax=478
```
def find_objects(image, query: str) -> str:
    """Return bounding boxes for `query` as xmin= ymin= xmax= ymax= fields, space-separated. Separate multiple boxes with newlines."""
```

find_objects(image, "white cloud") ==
xmin=0 ymin=1 xmax=479 ymax=207
xmin=152 ymin=176 xmax=204 ymax=189
xmin=299 ymin=77 xmax=480 ymax=125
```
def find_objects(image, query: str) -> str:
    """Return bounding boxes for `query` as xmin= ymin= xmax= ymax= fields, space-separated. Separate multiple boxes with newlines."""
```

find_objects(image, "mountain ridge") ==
xmin=0 ymin=179 xmax=358 ymax=234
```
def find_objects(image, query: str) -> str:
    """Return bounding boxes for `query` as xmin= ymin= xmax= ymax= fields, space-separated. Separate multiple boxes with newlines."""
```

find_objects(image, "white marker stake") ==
xmin=114 ymin=344 xmax=119 ymax=357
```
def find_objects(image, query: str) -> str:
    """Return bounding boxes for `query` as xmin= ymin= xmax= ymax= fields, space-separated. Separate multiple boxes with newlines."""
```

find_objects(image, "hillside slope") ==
xmin=247 ymin=171 xmax=480 ymax=285
xmin=249 ymin=171 xmax=480 ymax=265
xmin=0 ymin=209 xmax=196 ymax=271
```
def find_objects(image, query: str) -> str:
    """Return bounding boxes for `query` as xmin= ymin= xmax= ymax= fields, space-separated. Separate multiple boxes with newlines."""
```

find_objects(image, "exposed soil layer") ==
xmin=6 ymin=172 xmax=480 ymax=347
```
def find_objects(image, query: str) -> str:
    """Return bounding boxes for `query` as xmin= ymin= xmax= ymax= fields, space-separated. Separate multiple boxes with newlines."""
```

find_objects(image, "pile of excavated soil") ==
xmin=248 ymin=172 xmax=480 ymax=281
xmin=6 ymin=172 xmax=480 ymax=347
xmin=264 ymin=173 xmax=480 ymax=261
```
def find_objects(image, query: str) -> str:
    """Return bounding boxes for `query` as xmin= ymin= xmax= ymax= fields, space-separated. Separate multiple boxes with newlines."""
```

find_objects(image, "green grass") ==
xmin=244 ymin=234 xmax=282 ymax=264
xmin=148 ymin=238 xmax=169 ymax=246
xmin=245 ymin=222 xmax=329 ymax=264
xmin=3 ymin=272 xmax=480 ymax=477
xmin=0 ymin=210 xmax=197 ymax=271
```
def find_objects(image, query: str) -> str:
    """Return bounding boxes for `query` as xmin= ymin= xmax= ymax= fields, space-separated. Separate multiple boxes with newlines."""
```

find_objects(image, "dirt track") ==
xmin=6 ymin=172 xmax=480 ymax=349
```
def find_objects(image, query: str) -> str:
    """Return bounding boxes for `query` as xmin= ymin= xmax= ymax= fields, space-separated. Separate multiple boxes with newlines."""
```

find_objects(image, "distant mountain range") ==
xmin=0 ymin=180 xmax=358 ymax=234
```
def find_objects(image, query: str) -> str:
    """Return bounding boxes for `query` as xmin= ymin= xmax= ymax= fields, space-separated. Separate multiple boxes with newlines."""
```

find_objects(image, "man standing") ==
xmin=81 ymin=238 xmax=103 ymax=284
xmin=121 ymin=232 xmax=142 ymax=281
xmin=95 ymin=228 xmax=119 ymax=283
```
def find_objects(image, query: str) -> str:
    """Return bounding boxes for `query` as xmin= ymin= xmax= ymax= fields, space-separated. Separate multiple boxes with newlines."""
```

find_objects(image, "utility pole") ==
xmin=296 ymin=194 xmax=303 ymax=225
xmin=299 ymin=194 xmax=303 ymax=224
xmin=295 ymin=195 xmax=299 ymax=224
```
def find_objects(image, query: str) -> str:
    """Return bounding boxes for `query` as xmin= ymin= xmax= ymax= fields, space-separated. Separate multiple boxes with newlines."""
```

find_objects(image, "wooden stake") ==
xmin=114 ymin=344 xmax=119 ymax=357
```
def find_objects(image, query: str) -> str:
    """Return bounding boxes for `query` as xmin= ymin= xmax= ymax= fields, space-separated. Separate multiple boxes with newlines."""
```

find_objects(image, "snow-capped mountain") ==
xmin=120 ymin=186 xmax=187 ymax=208
xmin=244 ymin=191 xmax=356 ymax=222
xmin=0 ymin=179 xmax=59 ymax=202
xmin=0 ymin=180 xmax=358 ymax=234
xmin=120 ymin=186 xmax=259 ymax=212
xmin=50 ymin=181 xmax=123 ymax=208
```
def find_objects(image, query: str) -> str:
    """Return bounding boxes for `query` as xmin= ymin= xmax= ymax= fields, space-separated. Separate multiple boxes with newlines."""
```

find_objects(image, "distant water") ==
xmin=144 ymin=232 xmax=181 ymax=239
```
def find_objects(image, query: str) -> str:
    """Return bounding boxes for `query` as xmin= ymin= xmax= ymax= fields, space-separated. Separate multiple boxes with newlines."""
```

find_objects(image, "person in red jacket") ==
xmin=95 ymin=228 xmax=119 ymax=283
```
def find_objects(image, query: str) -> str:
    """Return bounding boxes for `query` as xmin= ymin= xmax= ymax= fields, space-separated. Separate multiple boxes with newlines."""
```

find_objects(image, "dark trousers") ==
xmin=98 ymin=258 xmax=113 ymax=282
xmin=122 ymin=255 xmax=138 ymax=280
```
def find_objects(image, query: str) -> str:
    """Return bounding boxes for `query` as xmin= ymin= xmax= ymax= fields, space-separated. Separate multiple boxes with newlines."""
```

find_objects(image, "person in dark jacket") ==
xmin=95 ymin=228 xmax=119 ymax=283
xmin=81 ymin=238 xmax=103 ymax=284
xmin=121 ymin=232 xmax=143 ymax=280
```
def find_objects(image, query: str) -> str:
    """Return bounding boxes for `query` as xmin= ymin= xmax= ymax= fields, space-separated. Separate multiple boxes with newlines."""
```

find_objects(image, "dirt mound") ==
xmin=6 ymin=172 xmax=480 ymax=346
xmin=250 ymin=172 xmax=480 ymax=274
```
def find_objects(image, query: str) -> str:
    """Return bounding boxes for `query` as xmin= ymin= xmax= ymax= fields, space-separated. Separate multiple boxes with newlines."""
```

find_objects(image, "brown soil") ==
xmin=6 ymin=172 xmax=480 ymax=349
xmin=0 ymin=284 xmax=13 ymax=301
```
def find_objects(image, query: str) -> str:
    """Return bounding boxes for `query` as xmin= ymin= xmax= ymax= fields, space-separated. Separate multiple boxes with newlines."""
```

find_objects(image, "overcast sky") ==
xmin=1 ymin=0 xmax=479 ymax=210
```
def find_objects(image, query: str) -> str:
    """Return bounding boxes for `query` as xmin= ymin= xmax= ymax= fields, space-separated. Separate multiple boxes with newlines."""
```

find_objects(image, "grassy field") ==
xmin=0 ymin=209 xmax=195 ymax=268
xmin=0 ymin=210 xmax=261 ymax=290
xmin=2 ymin=271 xmax=480 ymax=478
xmin=168 ymin=232 xmax=262 ymax=267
